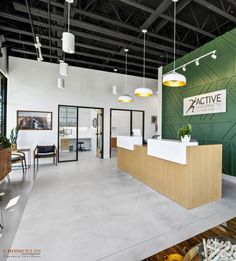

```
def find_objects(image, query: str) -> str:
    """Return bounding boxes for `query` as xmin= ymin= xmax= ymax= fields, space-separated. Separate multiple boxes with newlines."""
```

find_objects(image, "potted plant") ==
xmin=178 ymin=124 xmax=192 ymax=143
xmin=10 ymin=127 xmax=19 ymax=151
xmin=0 ymin=135 xmax=11 ymax=150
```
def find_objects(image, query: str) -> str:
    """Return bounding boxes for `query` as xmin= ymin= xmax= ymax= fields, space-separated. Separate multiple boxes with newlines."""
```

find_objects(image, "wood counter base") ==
xmin=117 ymin=145 xmax=222 ymax=209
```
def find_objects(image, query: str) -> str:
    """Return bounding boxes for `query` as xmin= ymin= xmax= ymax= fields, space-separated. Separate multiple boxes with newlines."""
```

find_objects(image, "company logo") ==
xmin=185 ymin=93 xmax=222 ymax=114
xmin=183 ymin=90 xmax=226 ymax=116
xmin=3 ymin=248 xmax=41 ymax=258
xmin=186 ymin=99 xmax=196 ymax=114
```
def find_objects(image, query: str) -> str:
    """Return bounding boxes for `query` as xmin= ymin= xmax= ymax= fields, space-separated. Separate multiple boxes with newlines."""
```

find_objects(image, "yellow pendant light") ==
xmin=135 ymin=29 xmax=153 ymax=97
xmin=163 ymin=0 xmax=186 ymax=87
xmin=118 ymin=49 xmax=134 ymax=102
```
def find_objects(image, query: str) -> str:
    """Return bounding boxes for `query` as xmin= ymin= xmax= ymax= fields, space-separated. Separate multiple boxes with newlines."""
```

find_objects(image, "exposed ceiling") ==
xmin=0 ymin=0 xmax=236 ymax=79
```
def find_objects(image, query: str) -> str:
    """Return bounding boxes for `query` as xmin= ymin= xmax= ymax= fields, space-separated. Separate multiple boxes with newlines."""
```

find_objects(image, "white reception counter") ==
xmin=148 ymin=139 xmax=198 ymax=164
xmin=117 ymin=136 xmax=142 ymax=150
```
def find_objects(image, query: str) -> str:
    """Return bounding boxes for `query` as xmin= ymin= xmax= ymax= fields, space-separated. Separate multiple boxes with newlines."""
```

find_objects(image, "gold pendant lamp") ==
xmin=163 ymin=0 xmax=186 ymax=87
xmin=118 ymin=49 xmax=133 ymax=102
xmin=135 ymin=29 xmax=153 ymax=97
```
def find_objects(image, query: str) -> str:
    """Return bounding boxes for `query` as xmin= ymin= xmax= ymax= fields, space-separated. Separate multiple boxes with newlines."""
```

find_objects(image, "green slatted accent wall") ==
xmin=163 ymin=28 xmax=236 ymax=177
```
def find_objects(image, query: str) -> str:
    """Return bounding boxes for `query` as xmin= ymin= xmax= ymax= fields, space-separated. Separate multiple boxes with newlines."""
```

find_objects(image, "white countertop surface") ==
xmin=147 ymin=139 xmax=198 ymax=164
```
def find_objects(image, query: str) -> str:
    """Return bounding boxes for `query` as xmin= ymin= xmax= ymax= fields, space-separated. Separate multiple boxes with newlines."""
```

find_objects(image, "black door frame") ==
xmin=0 ymin=72 xmax=7 ymax=136
xmin=109 ymin=108 xmax=145 ymax=158
xmin=58 ymin=105 xmax=104 ymax=163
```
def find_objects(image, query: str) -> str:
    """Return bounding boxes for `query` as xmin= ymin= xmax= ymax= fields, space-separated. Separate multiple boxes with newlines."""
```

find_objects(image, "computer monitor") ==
xmin=132 ymin=129 xmax=141 ymax=136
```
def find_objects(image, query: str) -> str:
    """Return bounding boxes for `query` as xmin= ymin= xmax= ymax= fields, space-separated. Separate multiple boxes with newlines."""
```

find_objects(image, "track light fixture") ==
xmin=211 ymin=51 xmax=217 ymax=59
xmin=164 ymin=50 xmax=217 ymax=78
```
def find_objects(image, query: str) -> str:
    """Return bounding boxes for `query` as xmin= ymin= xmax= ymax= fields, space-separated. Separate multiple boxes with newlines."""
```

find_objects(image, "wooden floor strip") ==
xmin=143 ymin=217 xmax=236 ymax=261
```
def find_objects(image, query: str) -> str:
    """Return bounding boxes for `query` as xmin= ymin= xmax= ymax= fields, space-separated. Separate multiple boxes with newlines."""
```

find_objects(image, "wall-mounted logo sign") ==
xmin=183 ymin=89 xmax=226 ymax=116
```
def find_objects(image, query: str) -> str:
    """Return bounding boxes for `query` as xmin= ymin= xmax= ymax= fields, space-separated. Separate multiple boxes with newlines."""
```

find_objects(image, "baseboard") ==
xmin=222 ymin=173 xmax=236 ymax=183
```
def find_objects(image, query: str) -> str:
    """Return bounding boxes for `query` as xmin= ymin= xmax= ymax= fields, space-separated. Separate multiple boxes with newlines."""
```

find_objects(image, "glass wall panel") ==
xmin=58 ymin=106 xmax=77 ymax=162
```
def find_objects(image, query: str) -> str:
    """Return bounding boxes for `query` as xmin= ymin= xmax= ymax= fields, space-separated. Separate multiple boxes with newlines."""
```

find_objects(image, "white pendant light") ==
xmin=118 ymin=49 xmax=133 ymax=102
xmin=62 ymin=0 xmax=75 ymax=54
xmin=163 ymin=72 xmax=186 ymax=87
xmin=112 ymin=69 xmax=118 ymax=95
xmin=135 ymin=87 xmax=153 ymax=96
xmin=62 ymin=32 xmax=75 ymax=54
xmin=135 ymin=29 xmax=153 ymax=97
xmin=118 ymin=95 xmax=133 ymax=102
xmin=59 ymin=60 xmax=68 ymax=76
xmin=112 ymin=85 xmax=118 ymax=95
xmin=58 ymin=78 xmax=65 ymax=89
xmin=163 ymin=0 xmax=186 ymax=87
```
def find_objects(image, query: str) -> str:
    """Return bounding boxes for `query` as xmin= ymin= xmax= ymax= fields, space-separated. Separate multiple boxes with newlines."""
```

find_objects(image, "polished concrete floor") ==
xmin=59 ymin=151 xmax=98 ymax=161
xmin=1 ymin=157 xmax=236 ymax=261
xmin=0 ymin=168 xmax=37 ymax=260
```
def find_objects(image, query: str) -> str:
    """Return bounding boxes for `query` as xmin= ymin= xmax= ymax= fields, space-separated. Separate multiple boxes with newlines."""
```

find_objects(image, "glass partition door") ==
xmin=0 ymin=73 xmax=7 ymax=136
xmin=96 ymin=110 xmax=103 ymax=158
xmin=110 ymin=109 xmax=144 ymax=158
xmin=132 ymin=111 xmax=144 ymax=138
xmin=58 ymin=106 xmax=78 ymax=162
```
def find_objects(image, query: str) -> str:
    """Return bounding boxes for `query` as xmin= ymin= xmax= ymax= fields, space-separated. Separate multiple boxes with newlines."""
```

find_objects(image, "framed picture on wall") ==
xmin=151 ymin=115 xmax=157 ymax=124
xmin=92 ymin=118 xmax=97 ymax=128
xmin=17 ymin=110 xmax=52 ymax=130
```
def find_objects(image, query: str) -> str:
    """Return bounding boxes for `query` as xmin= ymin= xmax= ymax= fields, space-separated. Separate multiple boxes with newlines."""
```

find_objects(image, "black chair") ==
xmin=77 ymin=141 xmax=86 ymax=152
xmin=34 ymin=145 xmax=57 ymax=170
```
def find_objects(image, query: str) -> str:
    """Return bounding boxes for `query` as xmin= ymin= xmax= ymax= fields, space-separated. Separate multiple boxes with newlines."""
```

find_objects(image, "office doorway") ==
xmin=58 ymin=105 xmax=104 ymax=162
xmin=110 ymin=109 xmax=145 ymax=158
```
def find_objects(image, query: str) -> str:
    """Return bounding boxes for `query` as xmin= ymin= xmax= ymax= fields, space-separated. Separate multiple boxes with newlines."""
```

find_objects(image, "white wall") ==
xmin=7 ymin=57 xmax=158 ymax=159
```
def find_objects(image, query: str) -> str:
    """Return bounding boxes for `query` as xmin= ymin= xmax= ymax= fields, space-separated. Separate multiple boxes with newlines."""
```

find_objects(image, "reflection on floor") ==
xmin=59 ymin=151 xmax=99 ymax=161
xmin=4 ymin=157 xmax=236 ymax=261
xmin=111 ymin=148 xmax=117 ymax=158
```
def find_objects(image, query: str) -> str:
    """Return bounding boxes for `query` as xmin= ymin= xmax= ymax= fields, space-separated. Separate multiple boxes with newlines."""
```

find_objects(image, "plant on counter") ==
xmin=177 ymin=124 xmax=192 ymax=143
xmin=0 ymin=135 xmax=11 ymax=149
xmin=10 ymin=126 xmax=19 ymax=150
